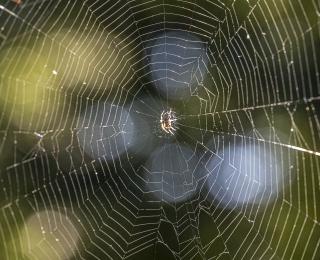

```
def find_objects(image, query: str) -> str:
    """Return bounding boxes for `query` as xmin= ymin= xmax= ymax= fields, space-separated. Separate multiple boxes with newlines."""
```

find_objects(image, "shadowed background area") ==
xmin=0 ymin=0 xmax=319 ymax=259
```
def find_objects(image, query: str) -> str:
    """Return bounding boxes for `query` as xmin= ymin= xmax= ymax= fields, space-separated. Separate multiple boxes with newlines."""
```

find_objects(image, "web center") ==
xmin=160 ymin=109 xmax=177 ymax=135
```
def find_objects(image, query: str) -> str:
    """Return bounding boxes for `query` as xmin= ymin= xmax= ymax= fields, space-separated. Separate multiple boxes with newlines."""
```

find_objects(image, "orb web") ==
xmin=0 ymin=0 xmax=319 ymax=259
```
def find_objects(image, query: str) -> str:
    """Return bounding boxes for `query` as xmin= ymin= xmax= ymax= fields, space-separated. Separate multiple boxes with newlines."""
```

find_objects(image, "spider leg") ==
xmin=168 ymin=127 xmax=176 ymax=135
xmin=161 ymin=124 xmax=169 ymax=133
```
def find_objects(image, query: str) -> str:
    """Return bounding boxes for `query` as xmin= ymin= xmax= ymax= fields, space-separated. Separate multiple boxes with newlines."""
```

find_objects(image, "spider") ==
xmin=160 ymin=109 xmax=177 ymax=135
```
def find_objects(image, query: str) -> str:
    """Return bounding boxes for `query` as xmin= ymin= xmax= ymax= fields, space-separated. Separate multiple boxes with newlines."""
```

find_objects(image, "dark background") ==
xmin=0 ymin=0 xmax=319 ymax=259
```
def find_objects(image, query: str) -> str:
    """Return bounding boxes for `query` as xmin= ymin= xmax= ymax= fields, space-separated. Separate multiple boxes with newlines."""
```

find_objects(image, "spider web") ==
xmin=0 ymin=0 xmax=319 ymax=259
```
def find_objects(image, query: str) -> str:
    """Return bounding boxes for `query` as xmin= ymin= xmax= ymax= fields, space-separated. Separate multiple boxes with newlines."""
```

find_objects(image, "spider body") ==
xmin=160 ymin=109 xmax=177 ymax=135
